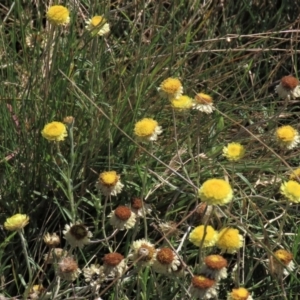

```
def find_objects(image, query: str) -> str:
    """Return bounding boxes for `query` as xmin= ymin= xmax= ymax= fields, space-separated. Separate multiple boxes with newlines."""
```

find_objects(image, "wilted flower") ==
xmin=57 ymin=256 xmax=81 ymax=281
xmin=216 ymin=227 xmax=243 ymax=254
xmin=29 ymin=284 xmax=45 ymax=299
xmin=83 ymin=264 xmax=106 ymax=288
xmin=158 ymin=77 xmax=183 ymax=99
xmin=26 ymin=32 xmax=46 ymax=48
xmin=130 ymin=197 xmax=152 ymax=217
xmin=85 ymin=16 xmax=110 ymax=36
xmin=280 ymin=180 xmax=300 ymax=203
xmin=41 ymin=121 xmax=67 ymax=142
xmin=134 ymin=118 xmax=163 ymax=142
xmin=158 ymin=221 xmax=182 ymax=238
xmin=170 ymin=95 xmax=193 ymax=110
xmin=129 ymin=239 xmax=156 ymax=267
xmin=198 ymin=179 xmax=233 ymax=206
xmin=189 ymin=225 xmax=218 ymax=248
xmin=46 ymin=5 xmax=70 ymax=26
xmin=227 ymin=287 xmax=253 ymax=300
xmin=97 ymin=171 xmax=124 ymax=196
xmin=223 ymin=142 xmax=245 ymax=161
xmin=102 ymin=252 xmax=126 ymax=277
xmin=44 ymin=248 xmax=67 ymax=264
xmin=275 ymin=75 xmax=300 ymax=99
xmin=200 ymin=255 xmax=228 ymax=281
xmin=63 ymin=116 xmax=74 ymax=125
xmin=152 ymin=247 xmax=181 ymax=274
xmin=43 ymin=232 xmax=60 ymax=247
xmin=4 ymin=214 xmax=29 ymax=231
xmin=275 ymin=125 xmax=300 ymax=149
xmin=109 ymin=206 xmax=136 ymax=230
xmin=63 ymin=223 xmax=92 ymax=248
xmin=271 ymin=249 xmax=295 ymax=277
xmin=189 ymin=275 xmax=218 ymax=299
xmin=193 ymin=93 xmax=215 ymax=114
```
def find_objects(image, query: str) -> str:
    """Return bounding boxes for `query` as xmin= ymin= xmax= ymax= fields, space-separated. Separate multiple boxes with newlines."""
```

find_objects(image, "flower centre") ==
xmin=115 ymin=206 xmax=131 ymax=220
xmin=192 ymin=276 xmax=215 ymax=289
xmin=70 ymin=224 xmax=88 ymax=240
xmin=134 ymin=119 xmax=157 ymax=136
xmin=99 ymin=171 xmax=118 ymax=186
xmin=230 ymin=288 xmax=249 ymax=300
xmin=274 ymin=249 xmax=293 ymax=265
xmin=281 ymin=76 xmax=299 ymax=90
xmin=103 ymin=253 xmax=124 ymax=266
xmin=138 ymin=244 xmax=155 ymax=261
xmin=277 ymin=126 xmax=296 ymax=142
xmin=205 ymin=255 xmax=227 ymax=269
xmin=195 ymin=93 xmax=213 ymax=104
xmin=131 ymin=198 xmax=142 ymax=209
xmin=91 ymin=16 xmax=104 ymax=27
xmin=156 ymin=248 xmax=174 ymax=264
xmin=161 ymin=78 xmax=182 ymax=94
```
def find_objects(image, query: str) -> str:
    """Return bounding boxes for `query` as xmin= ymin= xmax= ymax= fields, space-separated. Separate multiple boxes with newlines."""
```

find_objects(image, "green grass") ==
xmin=1 ymin=0 xmax=300 ymax=299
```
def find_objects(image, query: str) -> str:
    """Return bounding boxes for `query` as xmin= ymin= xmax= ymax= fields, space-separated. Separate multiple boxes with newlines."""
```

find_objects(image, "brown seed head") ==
xmin=131 ymin=197 xmax=143 ymax=209
xmin=63 ymin=116 xmax=74 ymax=125
xmin=138 ymin=243 xmax=155 ymax=261
xmin=43 ymin=232 xmax=60 ymax=247
xmin=281 ymin=76 xmax=299 ymax=90
xmin=58 ymin=257 xmax=78 ymax=273
xmin=114 ymin=206 xmax=131 ymax=221
xmin=156 ymin=247 xmax=174 ymax=265
xmin=69 ymin=224 xmax=88 ymax=240
xmin=192 ymin=275 xmax=215 ymax=289
xmin=103 ymin=252 xmax=124 ymax=266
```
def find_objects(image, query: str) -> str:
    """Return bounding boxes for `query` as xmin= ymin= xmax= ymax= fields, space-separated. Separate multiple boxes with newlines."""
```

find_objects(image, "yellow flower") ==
xmin=189 ymin=225 xmax=218 ymax=247
xmin=227 ymin=287 xmax=253 ymax=300
xmin=290 ymin=168 xmax=300 ymax=182
xmin=170 ymin=95 xmax=193 ymax=110
xmin=85 ymin=16 xmax=110 ymax=36
xmin=275 ymin=75 xmax=300 ymax=100
xmin=134 ymin=118 xmax=162 ymax=142
xmin=4 ymin=214 xmax=29 ymax=231
xmin=223 ymin=142 xmax=245 ymax=161
xmin=198 ymin=178 xmax=233 ymax=205
xmin=275 ymin=125 xmax=300 ymax=149
xmin=97 ymin=171 xmax=124 ymax=196
xmin=46 ymin=5 xmax=70 ymax=26
xmin=216 ymin=227 xmax=243 ymax=254
xmin=193 ymin=93 xmax=215 ymax=114
xmin=271 ymin=249 xmax=295 ymax=277
xmin=189 ymin=275 xmax=218 ymax=299
xmin=41 ymin=121 xmax=68 ymax=142
xmin=280 ymin=180 xmax=300 ymax=203
xmin=158 ymin=78 xmax=183 ymax=99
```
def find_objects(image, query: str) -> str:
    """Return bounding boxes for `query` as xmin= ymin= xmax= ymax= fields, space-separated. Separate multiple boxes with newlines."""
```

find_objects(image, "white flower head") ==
xmin=63 ymin=222 xmax=92 ymax=249
xmin=83 ymin=264 xmax=106 ymax=288
xmin=128 ymin=239 xmax=156 ymax=267
xmin=152 ymin=247 xmax=181 ymax=274
xmin=108 ymin=206 xmax=136 ymax=230
xmin=275 ymin=75 xmax=300 ymax=99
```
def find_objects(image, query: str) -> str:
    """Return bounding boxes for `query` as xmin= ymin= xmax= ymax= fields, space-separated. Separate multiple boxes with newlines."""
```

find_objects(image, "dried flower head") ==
xmin=201 ymin=255 xmax=228 ymax=281
xmin=280 ymin=180 xmax=300 ymax=203
xmin=63 ymin=116 xmax=74 ymax=125
xmin=4 ymin=214 xmax=29 ymax=231
xmin=44 ymin=248 xmax=67 ymax=264
xmin=223 ymin=143 xmax=245 ymax=161
xmin=103 ymin=252 xmax=126 ymax=277
xmin=46 ymin=5 xmax=70 ymax=26
xmin=158 ymin=221 xmax=182 ymax=238
xmin=109 ymin=206 xmax=136 ymax=230
xmin=227 ymin=287 xmax=253 ymax=300
xmin=97 ymin=171 xmax=124 ymax=196
xmin=152 ymin=247 xmax=181 ymax=274
xmin=170 ymin=95 xmax=193 ymax=110
xmin=29 ymin=284 xmax=45 ymax=299
xmin=41 ymin=121 xmax=67 ymax=142
xmin=57 ymin=256 xmax=81 ymax=281
xmin=158 ymin=78 xmax=183 ymax=99
xmin=193 ymin=93 xmax=215 ymax=114
xmin=189 ymin=225 xmax=218 ymax=248
xmin=275 ymin=75 xmax=300 ymax=99
xmin=85 ymin=16 xmax=110 ymax=36
xmin=26 ymin=32 xmax=46 ymax=48
xmin=216 ymin=227 xmax=243 ymax=254
xmin=131 ymin=198 xmax=152 ymax=217
xmin=63 ymin=223 xmax=92 ymax=248
xmin=195 ymin=203 xmax=213 ymax=224
xmin=129 ymin=239 xmax=156 ymax=266
xmin=83 ymin=264 xmax=106 ymax=288
xmin=271 ymin=249 xmax=295 ymax=277
xmin=43 ymin=232 xmax=60 ymax=247
xmin=275 ymin=125 xmax=300 ymax=149
xmin=198 ymin=179 xmax=233 ymax=205
xmin=134 ymin=118 xmax=163 ymax=142
xmin=189 ymin=275 xmax=218 ymax=299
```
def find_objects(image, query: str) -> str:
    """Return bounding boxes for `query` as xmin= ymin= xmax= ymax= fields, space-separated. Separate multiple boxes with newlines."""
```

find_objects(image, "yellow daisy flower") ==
xmin=158 ymin=78 xmax=183 ymax=99
xmin=216 ymin=227 xmax=243 ymax=254
xmin=85 ymin=16 xmax=110 ymax=36
xmin=193 ymin=93 xmax=215 ymax=114
xmin=271 ymin=249 xmax=295 ymax=277
xmin=280 ymin=180 xmax=300 ymax=203
xmin=189 ymin=225 xmax=218 ymax=248
xmin=134 ymin=118 xmax=162 ymax=142
xmin=46 ymin=5 xmax=70 ymax=26
xmin=275 ymin=75 xmax=300 ymax=100
xmin=41 ymin=121 xmax=67 ymax=142
xmin=4 ymin=214 xmax=29 ymax=231
xmin=198 ymin=178 xmax=233 ymax=205
xmin=275 ymin=125 xmax=300 ymax=149
xmin=227 ymin=287 xmax=253 ymax=300
xmin=223 ymin=142 xmax=245 ymax=161
xmin=170 ymin=95 xmax=193 ymax=110
xmin=97 ymin=171 xmax=124 ymax=196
